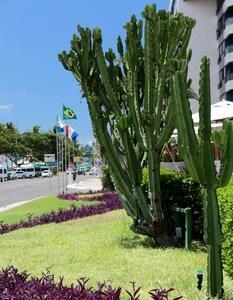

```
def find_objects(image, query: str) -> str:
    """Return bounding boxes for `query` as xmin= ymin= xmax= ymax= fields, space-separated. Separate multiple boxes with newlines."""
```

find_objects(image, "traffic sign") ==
xmin=44 ymin=154 xmax=55 ymax=163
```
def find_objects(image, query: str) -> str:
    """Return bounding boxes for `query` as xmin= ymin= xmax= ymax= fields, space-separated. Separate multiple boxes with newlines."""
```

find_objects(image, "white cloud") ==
xmin=0 ymin=104 xmax=15 ymax=111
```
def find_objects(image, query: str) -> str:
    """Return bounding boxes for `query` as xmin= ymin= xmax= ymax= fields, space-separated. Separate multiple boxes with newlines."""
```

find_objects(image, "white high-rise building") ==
xmin=170 ymin=0 xmax=233 ymax=105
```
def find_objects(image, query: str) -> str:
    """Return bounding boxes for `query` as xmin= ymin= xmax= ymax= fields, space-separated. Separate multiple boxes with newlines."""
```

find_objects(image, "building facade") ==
xmin=170 ymin=0 xmax=233 ymax=105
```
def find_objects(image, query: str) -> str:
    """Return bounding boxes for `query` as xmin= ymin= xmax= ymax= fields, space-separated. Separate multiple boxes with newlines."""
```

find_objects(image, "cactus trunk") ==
xmin=205 ymin=188 xmax=223 ymax=298
xmin=148 ymin=149 xmax=162 ymax=221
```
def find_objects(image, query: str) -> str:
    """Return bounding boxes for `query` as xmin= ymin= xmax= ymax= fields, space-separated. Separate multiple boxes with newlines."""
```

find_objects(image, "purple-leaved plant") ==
xmin=0 ymin=266 xmax=182 ymax=299
xmin=0 ymin=192 xmax=122 ymax=235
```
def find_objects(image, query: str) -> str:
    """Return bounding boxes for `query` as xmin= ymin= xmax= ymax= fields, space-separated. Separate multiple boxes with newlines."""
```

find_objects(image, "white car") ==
xmin=86 ymin=169 xmax=98 ymax=176
xmin=12 ymin=171 xmax=26 ymax=179
xmin=41 ymin=170 xmax=53 ymax=178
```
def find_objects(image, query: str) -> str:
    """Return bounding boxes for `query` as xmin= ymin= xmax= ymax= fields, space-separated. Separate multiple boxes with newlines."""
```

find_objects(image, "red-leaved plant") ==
xmin=0 ymin=266 xmax=182 ymax=299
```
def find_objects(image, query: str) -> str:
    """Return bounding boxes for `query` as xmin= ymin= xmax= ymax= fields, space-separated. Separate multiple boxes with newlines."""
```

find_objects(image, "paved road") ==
xmin=0 ymin=174 xmax=90 ymax=208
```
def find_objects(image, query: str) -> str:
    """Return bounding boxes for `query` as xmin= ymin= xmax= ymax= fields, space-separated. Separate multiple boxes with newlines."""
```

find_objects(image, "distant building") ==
xmin=170 ymin=0 xmax=233 ymax=106
xmin=0 ymin=155 xmax=12 ymax=168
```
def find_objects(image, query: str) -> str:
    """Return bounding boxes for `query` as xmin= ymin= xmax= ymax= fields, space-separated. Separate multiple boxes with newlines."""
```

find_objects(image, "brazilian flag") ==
xmin=63 ymin=106 xmax=77 ymax=120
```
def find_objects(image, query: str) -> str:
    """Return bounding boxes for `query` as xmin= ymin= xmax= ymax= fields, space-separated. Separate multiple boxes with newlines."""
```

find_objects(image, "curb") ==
xmin=0 ymin=195 xmax=46 ymax=213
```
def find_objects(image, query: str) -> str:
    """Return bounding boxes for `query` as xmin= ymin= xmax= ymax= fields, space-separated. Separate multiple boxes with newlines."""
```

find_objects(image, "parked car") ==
xmin=77 ymin=170 xmax=86 ymax=175
xmin=41 ymin=170 xmax=53 ymax=178
xmin=86 ymin=168 xmax=98 ymax=176
xmin=21 ymin=167 xmax=35 ymax=178
xmin=35 ymin=167 xmax=42 ymax=177
xmin=12 ymin=171 xmax=26 ymax=179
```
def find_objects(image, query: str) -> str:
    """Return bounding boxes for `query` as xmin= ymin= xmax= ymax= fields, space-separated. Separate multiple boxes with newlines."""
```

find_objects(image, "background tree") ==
xmin=21 ymin=127 xmax=56 ymax=162
xmin=0 ymin=123 xmax=29 ymax=165
xmin=59 ymin=4 xmax=195 ymax=245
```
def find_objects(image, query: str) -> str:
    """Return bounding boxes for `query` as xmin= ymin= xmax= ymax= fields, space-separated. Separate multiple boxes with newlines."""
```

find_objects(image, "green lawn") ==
xmin=0 ymin=210 xmax=232 ymax=299
xmin=0 ymin=195 xmax=99 ymax=224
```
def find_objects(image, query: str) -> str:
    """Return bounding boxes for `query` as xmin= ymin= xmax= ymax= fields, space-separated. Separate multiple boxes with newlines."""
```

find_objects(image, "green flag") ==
xmin=63 ymin=106 xmax=77 ymax=120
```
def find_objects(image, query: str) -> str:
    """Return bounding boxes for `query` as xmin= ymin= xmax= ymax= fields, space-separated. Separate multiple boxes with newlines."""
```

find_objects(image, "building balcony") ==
xmin=218 ymin=0 xmax=233 ymax=18
xmin=219 ymin=50 xmax=233 ymax=69
xmin=219 ymin=81 xmax=226 ymax=96
xmin=225 ymin=74 xmax=233 ymax=92
xmin=218 ymin=22 xmax=233 ymax=43
xmin=225 ymin=48 xmax=233 ymax=64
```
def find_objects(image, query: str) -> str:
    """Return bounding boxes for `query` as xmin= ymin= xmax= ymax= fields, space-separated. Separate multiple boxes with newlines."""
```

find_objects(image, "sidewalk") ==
xmin=67 ymin=177 xmax=102 ymax=193
xmin=0 ymin=196 xmax=45 ymax=213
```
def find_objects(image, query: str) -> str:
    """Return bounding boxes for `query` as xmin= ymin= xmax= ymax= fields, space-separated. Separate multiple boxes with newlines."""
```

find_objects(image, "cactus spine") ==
xmin=172 ymin=57 xmax=233 ymax=298
xmin=58 ymin=5 xmax=195 ymax=244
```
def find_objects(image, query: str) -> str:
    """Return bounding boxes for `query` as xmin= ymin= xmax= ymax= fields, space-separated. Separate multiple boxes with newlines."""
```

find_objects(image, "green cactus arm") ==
xmin=157 ymin=94 xmax=176 ymax=149
xmin=119 ymin=127 xmax=142 ymax=185
xmin=172 ymin=72 xmax=204 ymax=183
xmin=143 ymin=4 xmax=156 ymax=113
xmin=167 ymin=17 xmax=185 ymax=58
xmin=77 ymin=26 xmax=91 ymax=76
xmin=90 ymin=98 xmax=153 ymax=223
xmin=141 ymin=5 xmax=164 ymax=221
xmin=211 ymin=130 xmax=225 ymax=151
xmin=204 ymin=188 xmax=224 ymax=297
xmin=219 ymin=120 xmax=233 ymax=187
xmin=176 ymin=18 xmax=195 ymax=59
xmin=116 ymin=118 xmax=153 ymax=221
xmin=154 ymin=73 xmax=166 ymax=141
xmin=128 ymin=70 xmax=147 ymax=150
xmin=93 ymin=28 xmax=121 ymax=115
xmin=88 ymin=101 xmax=138 ymax=215
xmin=198 ymin=57 xmax=217 ymax=188
xmin=123 ymin=16 xmax=147 ymax=150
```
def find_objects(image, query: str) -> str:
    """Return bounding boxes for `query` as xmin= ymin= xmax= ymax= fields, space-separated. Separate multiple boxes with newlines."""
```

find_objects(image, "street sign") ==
xmin=44 ymin=154 xmax=55 ymax=163
xmin=73 ymin=156 xmax=81 ymax=163
xmin=69 ymin=163 xmax=75 ymax=169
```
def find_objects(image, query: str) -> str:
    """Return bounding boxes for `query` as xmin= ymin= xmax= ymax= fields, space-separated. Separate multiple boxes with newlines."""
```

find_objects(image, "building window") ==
xmin=225 ymin=6 xmax=233 ymax=26
xmin=226 ymin=63 xmax=233 ymax=81
xmin=226 ymin=90 xmax=233 ymax=101
xmin=225 ymin=34 xmax=233 ymax=54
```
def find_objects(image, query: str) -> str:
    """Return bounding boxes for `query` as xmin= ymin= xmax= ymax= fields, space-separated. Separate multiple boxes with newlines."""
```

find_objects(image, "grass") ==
xmin=0 ymin=195 xmax=99 ymax=224
xmin=1 ymin=210 xmax=232 ymax=299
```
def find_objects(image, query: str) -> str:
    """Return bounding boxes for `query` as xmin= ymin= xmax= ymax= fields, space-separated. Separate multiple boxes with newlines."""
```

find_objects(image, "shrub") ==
xmin=101 ymin=166 xmax=115 ymax=191
xmin=0 ymin=266 xmax=182 ymax=299
xmin=51 ymin=167 xmax=58 ymax=175
xmin=142 ymin=167 xmax=233 ymax=279
xmin=218 ymin=181 xmax=233 ymax=279
xmin=142 ymin=167 xmax=203 ymax=241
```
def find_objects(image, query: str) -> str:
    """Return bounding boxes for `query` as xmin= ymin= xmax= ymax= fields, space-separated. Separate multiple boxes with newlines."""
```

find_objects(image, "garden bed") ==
xmin=0 ymin=192 xmax=121 ymax=235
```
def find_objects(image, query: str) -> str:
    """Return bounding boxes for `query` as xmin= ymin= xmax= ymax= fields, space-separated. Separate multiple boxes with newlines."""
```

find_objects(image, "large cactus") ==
xmin=172 ymin=57 xmax=233 ymax=298
xmin=58 ymin=5 xmax=195 ymax=245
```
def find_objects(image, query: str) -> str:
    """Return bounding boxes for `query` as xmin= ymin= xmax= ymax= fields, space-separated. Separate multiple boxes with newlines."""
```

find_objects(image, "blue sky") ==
xmin=0 ymin=0 xmax=169 ymax=143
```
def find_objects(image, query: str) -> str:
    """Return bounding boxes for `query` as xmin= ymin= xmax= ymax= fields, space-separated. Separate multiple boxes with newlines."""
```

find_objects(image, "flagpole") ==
xmin=56 ymin=116 xmax=60 ymax=195
xmin=57 ymin=134 xmax=62 ymax=193
xmin=62 ymin=104 xmax=77 ymax=193
xmin=61 ymin=105 xmax=66 ymax=194
xmin=65 ymin=126 xmax=68 ymax=194
xmin=68 ymin=135 xmax=72 ymax=185
xmin=61 ymin=136 xmax=65 ymax=193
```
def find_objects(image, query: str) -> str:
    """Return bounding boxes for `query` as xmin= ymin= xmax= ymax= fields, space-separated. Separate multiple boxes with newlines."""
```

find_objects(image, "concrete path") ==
xmin=67 ymin=177 xmax=102 ymax=193
xmin=0 ymin=196 xmax=45 ymax=213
